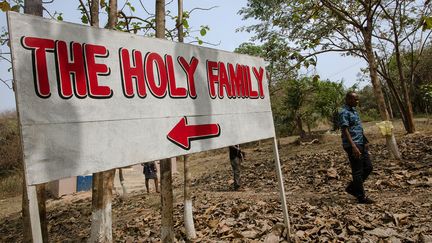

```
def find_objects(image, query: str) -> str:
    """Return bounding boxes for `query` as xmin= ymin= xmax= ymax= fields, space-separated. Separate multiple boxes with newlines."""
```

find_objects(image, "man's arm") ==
xmin=342 ymin=127 xmax=361 ymax=158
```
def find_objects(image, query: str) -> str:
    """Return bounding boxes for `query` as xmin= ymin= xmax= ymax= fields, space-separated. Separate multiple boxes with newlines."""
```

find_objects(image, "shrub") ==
xmin=0 ymin=111 xmax=22 ymax=172
xmin=360 ymin=109 xmax=380 ymax=122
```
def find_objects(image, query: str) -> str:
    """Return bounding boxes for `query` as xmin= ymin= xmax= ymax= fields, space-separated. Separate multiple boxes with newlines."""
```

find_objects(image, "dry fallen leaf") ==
xmin=366 ymin=227 xmax=398 ymax=238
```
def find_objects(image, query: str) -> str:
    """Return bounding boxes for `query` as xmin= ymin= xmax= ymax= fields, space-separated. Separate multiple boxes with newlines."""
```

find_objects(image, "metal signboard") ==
xmin=8 ymin=12 xmax=275 ymax=185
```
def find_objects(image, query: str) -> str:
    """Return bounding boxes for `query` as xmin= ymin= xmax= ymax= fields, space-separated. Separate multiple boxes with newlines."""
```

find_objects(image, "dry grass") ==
xmin=0 ymin=172 xmax=22 ymax=199
xmin=0 ymin=111 xmax=21 ymax=172
xmin=0 ymin=111 xmax=22 ymax=199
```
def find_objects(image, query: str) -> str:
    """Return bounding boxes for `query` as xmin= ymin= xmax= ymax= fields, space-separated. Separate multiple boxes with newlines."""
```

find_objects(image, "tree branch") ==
xmin=0 ymin=77 xmax=13 ymax=89
xmin=0 ymin=54 xmax=11 ymax=63
xmin=189 ymin=6 xmax=218 ymax=14
xmin=372 ymin=32 xmax=395 ymax=44
xmin=320 ymin=0 xmax=362 ymax=28
xmin=120 ymin=0 xmax=129 ymax=11
xmin=187 ymin=39 xmax=221 ymax=46
xmin=78 ymin=0 xmax=91 ymax=25
xmin=138 ymin=0 xmax=153 ymax=15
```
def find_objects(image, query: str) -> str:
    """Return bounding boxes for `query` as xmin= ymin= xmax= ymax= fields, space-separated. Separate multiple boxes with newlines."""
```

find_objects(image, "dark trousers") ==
xmin=344 ymin=144 xmax=373 ymax=199
xmin=230 ymin=157 xmax=241 ymax=189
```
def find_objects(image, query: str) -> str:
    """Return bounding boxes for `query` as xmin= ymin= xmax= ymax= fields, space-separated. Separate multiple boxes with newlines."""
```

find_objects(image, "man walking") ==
xmin=142 ymin=161 xmax=159 ymax=193
xmin=339 ymin=91 xmax=374 ymax=204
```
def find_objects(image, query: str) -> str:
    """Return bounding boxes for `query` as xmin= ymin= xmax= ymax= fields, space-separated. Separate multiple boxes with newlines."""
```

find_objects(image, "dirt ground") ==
xmin=0 ymin=119 xmax=431 ymax=242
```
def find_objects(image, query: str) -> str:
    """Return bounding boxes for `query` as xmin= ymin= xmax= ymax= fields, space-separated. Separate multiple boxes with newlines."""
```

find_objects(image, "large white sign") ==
xmin=8 ymin=12 xmax=275 ymax=185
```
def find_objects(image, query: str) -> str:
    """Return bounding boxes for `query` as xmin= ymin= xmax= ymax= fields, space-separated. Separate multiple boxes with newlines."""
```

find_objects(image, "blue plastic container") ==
xmin=76 ymin=175 xmax=93 ymax=192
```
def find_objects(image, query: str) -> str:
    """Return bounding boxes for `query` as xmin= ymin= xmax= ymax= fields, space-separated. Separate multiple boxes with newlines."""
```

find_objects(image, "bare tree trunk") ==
xmin=90 ymin=170 xmax=115 ymax=243
xmin=90 ymin=0 xmax=99 ymax=27
xmin=107 ymin=0 xmax=118 ymax=29
xmin=383 ymin=76 xmax=408 ymax=129
xmin=177 ymin=0 xmax=184 ymax=43
xmin=160 ymin=159 xmax=174 ymax=242
xmin=363 ymin=24 xmax=401 ymax=159
xmin=385 ymin=91 xmax=394 ymax=120
xmin=296 ymin=115 xmax=306 ymax=138
xmin=23 ymin=1 xmax=48 ymax=242
xmin=155 ymin=0 xmax=174 ymax=241
xmin=155 ymin=0 xmax=166 ymax=39
xmin=177 ymin=0 xmax=196 ymax=239
xmin=89 ymin=1 xmax=117 ymax=242
xmin=392 ymin=12 xmax=416 ymax=133
xmin=24 ymin=0 xmax=42 ymax=16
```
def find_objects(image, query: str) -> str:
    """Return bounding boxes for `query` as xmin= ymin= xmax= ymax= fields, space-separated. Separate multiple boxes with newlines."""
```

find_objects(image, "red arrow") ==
xmin=167 ymin=117 xmax=220 ymax=150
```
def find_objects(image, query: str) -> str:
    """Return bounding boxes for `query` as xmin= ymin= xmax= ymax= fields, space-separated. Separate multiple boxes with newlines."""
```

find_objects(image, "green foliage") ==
xmin=125 ymin=1 xmax=135 ymax=12
xmin=383 ymin=43 xmax=432 ymax=115
xmin=239 ymin=0 xmax=359 ymax=63
xmin=235 ymin=38 xmax=299 ymax=84
xmin=0 ymin=0 xmax=22 ymax=12
xmin=234 ymin=42 xmax=265 ymax=57
xmin=356 ymin=85 xmax=378 ymax=113
xmin=271 ymin=76 xmax=346 ymax=135
xmin=56 ymin=13 xmax=63 ymax=21
xmin=421 ymin=84 xmax=432 ymax=98
xmin=420 ymin=84 xmax=432 ymax=112
xmin=199 ymin=25 xmax=208 ymax=36
xmin=0 ymin=1 xmax=9 ymax=11
xmin=359 ymin=109 xmax=380 ymax=122
xmin=421 ymin=16 xmax=432 ymax=30
xmin=313 ymin=80 xmax=345 ymax=128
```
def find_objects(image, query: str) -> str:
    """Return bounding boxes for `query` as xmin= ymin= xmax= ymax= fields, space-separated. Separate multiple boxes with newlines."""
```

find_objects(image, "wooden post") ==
xmin=23 ymin=1 xmax=48 ymax=242
xmin=22 ymin=177 xmax=32 ymax=242
xmin=27 ymin=185 xmax=43 ymax=243
xmin=271 ymin=137 xmax=291 ymax=239
xmin=22 ymin=176 xmax=43 ymax=242
xmin=36 ymin=184 xmax=48 ymax=242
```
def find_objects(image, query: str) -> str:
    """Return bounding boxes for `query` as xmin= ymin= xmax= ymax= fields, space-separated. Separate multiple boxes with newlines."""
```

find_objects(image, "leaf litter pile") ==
xmin=1 ymin=133 xmax=431 ymax=242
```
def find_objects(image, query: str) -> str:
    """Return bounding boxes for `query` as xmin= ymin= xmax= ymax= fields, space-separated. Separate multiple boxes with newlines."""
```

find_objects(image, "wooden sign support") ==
xmin=26 ymin=185 xmax=43 ymax=242
xmin=272 ymin=137 xmax=291 ymax=238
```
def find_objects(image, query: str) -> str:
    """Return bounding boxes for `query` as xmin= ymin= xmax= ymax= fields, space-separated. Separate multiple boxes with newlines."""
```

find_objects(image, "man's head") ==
xmin=345 ymin=91 xmax=359 ymax=107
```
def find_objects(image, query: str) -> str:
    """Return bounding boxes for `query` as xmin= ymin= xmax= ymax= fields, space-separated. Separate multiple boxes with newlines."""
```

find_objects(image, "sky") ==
xmin=0 ymin=0 xmax=366 ymax=112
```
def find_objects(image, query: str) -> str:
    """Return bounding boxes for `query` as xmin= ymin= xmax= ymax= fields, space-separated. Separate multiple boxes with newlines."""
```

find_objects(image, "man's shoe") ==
xmin=345 ymin=185 xmax=356 ymax=197
xmin=233 ymin=185 xmax=242 ymax=191
xmin=357 ymin=196 xmax=375 ymax=204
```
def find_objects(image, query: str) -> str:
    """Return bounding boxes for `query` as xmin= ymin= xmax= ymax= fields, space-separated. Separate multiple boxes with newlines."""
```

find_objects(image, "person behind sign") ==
xmin=229 ymin=145 xmax=245 ymax=191
xmin=142 ymin=161 xmax=159 ymax=193
xmin=339 ymin=91 xmax=374 ymax=204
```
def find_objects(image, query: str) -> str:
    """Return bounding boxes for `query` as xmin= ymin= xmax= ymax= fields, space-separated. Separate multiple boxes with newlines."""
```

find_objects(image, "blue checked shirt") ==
xmin=339 ymin=105 xmax=367 ymax=148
